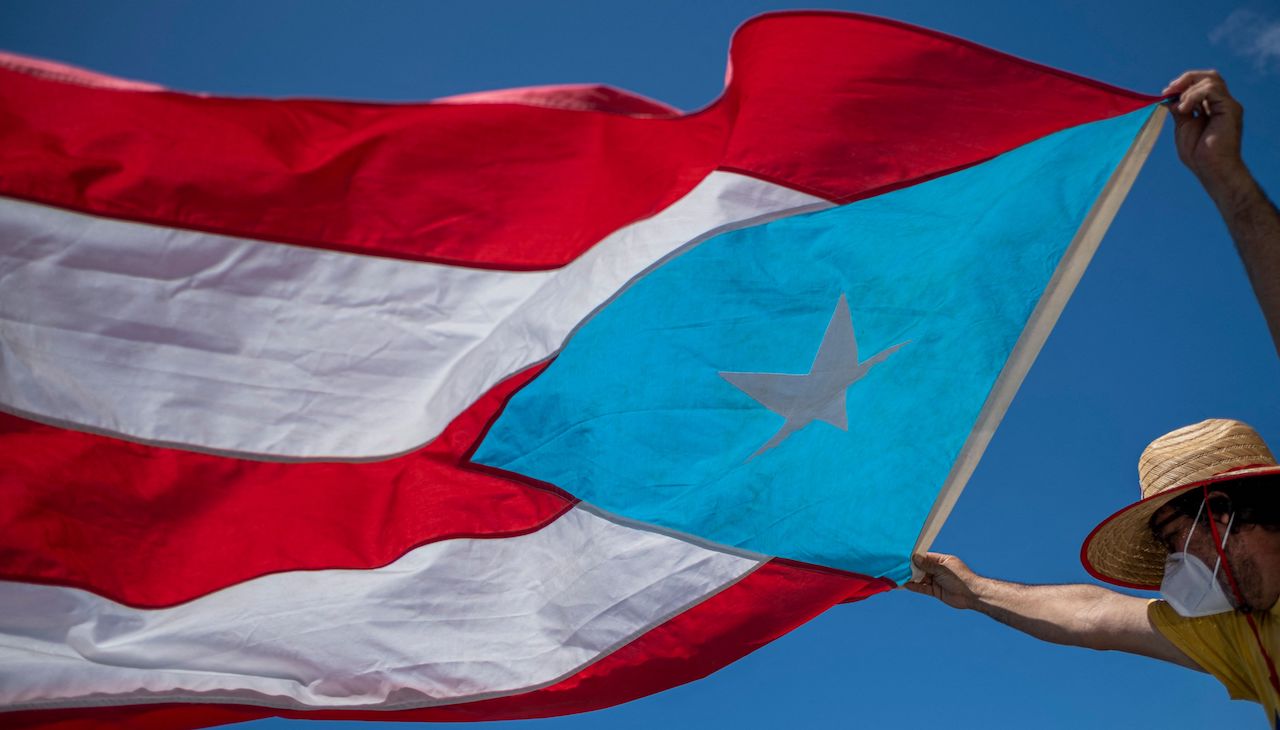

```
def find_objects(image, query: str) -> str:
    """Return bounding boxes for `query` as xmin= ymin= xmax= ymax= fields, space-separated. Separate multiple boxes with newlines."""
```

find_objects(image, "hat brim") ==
xmin=1080 ymin=465 xmax=1280 ymax=589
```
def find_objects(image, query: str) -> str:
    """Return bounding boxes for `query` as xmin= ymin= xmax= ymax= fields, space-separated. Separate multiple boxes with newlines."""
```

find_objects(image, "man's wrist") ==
xmin=1199 ymin=161 xmax=1261 ymax=215
xmin=963 ymin=574 xmax=1000 ymax=611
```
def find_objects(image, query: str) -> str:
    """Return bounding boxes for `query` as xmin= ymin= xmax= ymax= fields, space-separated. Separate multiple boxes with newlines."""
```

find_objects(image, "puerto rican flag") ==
xmin=0 ymin=11 xmax=1161 ymax=728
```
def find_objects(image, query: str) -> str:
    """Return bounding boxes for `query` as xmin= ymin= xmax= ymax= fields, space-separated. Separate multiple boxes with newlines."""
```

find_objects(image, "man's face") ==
xmin=1151 ymin=500 xmax=1264 ymax=612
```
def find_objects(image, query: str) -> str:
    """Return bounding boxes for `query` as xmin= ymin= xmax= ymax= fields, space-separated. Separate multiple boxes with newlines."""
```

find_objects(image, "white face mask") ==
xmin=1160 ymin=498 xmax=1236 ymax=618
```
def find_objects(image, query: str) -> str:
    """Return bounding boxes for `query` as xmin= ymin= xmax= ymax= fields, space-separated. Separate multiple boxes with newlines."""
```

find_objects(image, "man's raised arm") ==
xmin=1163 ymin=70 xmax=1280 ymax=357
xmin=905 ymin=552 xmax=1203 ymax=671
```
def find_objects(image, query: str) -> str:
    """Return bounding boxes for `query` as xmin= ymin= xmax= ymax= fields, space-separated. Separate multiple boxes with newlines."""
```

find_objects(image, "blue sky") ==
xmin=3 ymin=1 xmax=1278 ymax=728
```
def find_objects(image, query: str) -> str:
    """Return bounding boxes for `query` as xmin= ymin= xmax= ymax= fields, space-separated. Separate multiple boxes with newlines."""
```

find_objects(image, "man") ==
xmin=907 ymin=71 xmax=1280 ymax=723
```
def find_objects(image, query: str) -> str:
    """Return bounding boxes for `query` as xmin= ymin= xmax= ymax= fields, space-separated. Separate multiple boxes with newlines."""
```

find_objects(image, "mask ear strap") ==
xmin=1185 ymin=496 xmax=1207 ymax=552
xmin=1202 ymin=486 xmax=1243 ymax=604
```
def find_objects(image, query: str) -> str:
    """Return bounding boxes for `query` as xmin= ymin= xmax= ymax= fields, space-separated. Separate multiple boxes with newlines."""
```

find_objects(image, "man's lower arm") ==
xmin=966 ymin=578 xmax=1136 ymax=650
xmin=1204 ymin=168 xmax=1280 ymax=355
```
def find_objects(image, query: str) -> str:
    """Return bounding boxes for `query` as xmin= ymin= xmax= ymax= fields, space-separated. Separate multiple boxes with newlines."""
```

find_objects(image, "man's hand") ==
xmin=903 ymin=552 xmax=986 ymax=610
xmin=1162 ymin=70 xmax=1247 ymax=198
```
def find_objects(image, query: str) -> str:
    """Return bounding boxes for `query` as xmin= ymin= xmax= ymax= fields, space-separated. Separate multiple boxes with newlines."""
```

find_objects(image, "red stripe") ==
xmin=0 ymin=363 xmax=572 ymax=609
xmin=0 ymin=58 xmax=718 ymax=271
xmin=1 ymin=560 xmax=892 ymax=729
xmin=0 ymin=12 xmax=1154 ymax=270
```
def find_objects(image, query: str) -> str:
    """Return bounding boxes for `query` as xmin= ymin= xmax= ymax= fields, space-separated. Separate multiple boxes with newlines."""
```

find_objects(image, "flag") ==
xmin=0 ymin=11 xmax=1162 ymax=728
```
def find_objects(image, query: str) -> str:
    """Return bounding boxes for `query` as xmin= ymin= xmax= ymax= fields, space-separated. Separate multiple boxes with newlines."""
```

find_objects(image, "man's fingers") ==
xmin=1169 ymin=104 xmax=1197 ymax=127
xmin=1176 ymin=78 xmax=1216 ymax=114
xmin=1170 ymin=76 xmax=1239 ymax=119
xmin=911 ymin=551 xmax=957 ymax=577
xmin=1161 ymin=69 xmax=1222 ymax=97
xmin=911 ymin=552 xmax=939 ymax=572
xmin=1171 ymin=106 xmax=1207 ymax=145
xmin=1160 ymin=70 xmax=1201 ymax=96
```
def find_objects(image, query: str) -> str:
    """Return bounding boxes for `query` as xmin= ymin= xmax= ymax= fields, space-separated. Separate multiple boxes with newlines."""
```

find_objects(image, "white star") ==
xmin=720 ymin=295 xmax=908 ymax=460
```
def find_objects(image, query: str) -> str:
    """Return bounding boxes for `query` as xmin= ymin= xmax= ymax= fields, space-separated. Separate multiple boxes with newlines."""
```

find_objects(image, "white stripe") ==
xmin=0 ymin=507 xmax=759 ymax=711
xmin=0 ymin=173 xmax=827 ymax=459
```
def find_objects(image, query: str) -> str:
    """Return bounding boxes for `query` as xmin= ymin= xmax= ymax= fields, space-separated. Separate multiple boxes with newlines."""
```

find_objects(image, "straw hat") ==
xmin=1081 ymin=419 xmax=1280 ymax=589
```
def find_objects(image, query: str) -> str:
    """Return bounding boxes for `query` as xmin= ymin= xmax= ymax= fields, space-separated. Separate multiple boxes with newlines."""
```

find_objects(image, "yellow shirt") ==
xmin=1150 ymin=599 xmax=1280 ymax=726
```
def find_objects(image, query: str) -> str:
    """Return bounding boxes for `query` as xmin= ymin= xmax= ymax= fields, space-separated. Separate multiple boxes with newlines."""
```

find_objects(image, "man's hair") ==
xmin=1162 ymin=475 xmax=1280 ymax=531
